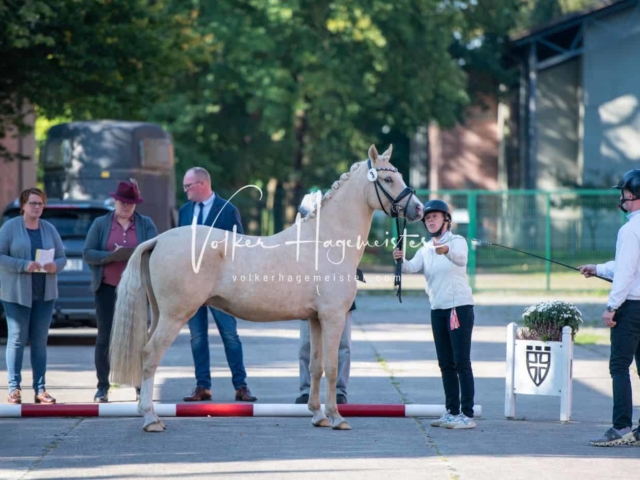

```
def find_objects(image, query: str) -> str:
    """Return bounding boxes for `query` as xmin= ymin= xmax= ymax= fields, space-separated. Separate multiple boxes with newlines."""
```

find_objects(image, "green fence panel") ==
xmin=367 ymin=189 xmax=623 ymax=292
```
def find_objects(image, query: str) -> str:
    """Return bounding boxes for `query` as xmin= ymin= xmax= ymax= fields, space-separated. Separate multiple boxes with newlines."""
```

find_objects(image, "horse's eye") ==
xmin=384 ymin=177 xmax=393 ymax=183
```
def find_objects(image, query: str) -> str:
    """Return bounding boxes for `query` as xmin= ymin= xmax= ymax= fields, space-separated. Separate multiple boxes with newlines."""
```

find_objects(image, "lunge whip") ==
xmin=471 ymin=239 xmax=612 ymax=283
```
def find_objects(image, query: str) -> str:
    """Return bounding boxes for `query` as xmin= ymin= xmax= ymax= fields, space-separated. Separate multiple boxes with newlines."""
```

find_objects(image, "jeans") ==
xmin=188 ymin=306 xmax=247 ymax=390
xmin=431 ymin=305 xmax=475 ymax=418
xmin=299 ymin=312 xmax=351 ymax=396
xmin=95 ymin=283 xmax=116 ymax=391
xmin=610 ymin=300 xmax=640 ymax=429
xmin=3 ymin=300 xmax=55 ymax=394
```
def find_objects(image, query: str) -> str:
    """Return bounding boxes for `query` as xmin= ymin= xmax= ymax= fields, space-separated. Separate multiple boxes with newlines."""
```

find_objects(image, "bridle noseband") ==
xmin=366 ymin=158 xmax=416 ymax=303
xmin=367 ymin=158 xmax=415 ymax=218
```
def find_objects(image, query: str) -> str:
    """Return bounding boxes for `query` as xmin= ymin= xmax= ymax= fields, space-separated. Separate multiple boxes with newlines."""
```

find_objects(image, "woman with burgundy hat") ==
xmin=83 ymin=180 xmax=158 ymax=403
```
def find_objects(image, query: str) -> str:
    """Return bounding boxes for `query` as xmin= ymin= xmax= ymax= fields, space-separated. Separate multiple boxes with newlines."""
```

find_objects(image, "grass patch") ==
xmin=575 ymin=331 xmax=609 ymax=346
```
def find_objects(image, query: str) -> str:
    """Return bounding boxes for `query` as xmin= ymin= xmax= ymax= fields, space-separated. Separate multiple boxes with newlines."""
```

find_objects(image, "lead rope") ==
xmin=393 ymin=196 xmax=413 ymax=303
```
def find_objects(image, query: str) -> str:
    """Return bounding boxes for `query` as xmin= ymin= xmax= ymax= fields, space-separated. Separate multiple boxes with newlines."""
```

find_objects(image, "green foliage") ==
xmin=146 ymin=0 xmax=522 ymax=226
xmin=519 ymin=300 xmax=583 ymax=341
xmin=3 ymin=0 xmax=538 ymax=229
xmin=0 ymin=0 xmax=210 ymax=160
xmin=516 ymin=0 xmax=603 ymax=31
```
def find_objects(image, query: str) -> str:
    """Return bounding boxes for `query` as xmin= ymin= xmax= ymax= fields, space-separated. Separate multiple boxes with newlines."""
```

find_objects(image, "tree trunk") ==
xmin=286 ymin=107 xmax=308 ymax=225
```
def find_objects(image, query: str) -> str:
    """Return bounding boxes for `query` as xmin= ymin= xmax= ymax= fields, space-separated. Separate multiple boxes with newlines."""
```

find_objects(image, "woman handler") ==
xmin=393 ymin=199 xmax=476 ymax=429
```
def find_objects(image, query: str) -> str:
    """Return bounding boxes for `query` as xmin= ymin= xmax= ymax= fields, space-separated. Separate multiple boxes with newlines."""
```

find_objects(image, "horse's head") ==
xmin=361 ymin=144 xmax=424 ymax=221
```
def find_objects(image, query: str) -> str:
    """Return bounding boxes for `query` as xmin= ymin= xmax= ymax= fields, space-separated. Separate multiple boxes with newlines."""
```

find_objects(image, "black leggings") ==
xmin=431 ymin=305 xmax=475 ymax=418
xmin=95 ymin=283 xmax=116 ymax=390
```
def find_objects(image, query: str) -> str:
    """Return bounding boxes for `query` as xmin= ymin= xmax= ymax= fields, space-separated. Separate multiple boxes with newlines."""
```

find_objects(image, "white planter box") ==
xmin=504 ymin=323 xmax=574 ymax=421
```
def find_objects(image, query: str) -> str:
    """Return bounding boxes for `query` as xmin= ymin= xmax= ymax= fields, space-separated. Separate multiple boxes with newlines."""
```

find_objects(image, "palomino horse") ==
xmin=109 ymin=144 xmax=424 ymax=432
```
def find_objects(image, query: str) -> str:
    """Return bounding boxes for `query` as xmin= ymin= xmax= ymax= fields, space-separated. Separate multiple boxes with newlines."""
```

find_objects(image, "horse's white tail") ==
xmin=109 ymin=237 xmax=158 ymax=387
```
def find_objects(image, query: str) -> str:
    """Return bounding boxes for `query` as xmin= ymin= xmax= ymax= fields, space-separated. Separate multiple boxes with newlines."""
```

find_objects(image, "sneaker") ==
xmin=445 ymin=414 xmax=477 ymax=429
xmin=336 ymin=394 xmax=348 ymax=405
xmin=94 ymin=388 xmax=108 ymax=403
xmin=294 ymin=393 xmax=309 ymax=404
xmin=430 ymin=412 xmax=456 ymax=427
xmin=631 ymin=427 xmax=640 ymax=446
xmin=589 ymin=427 xmax=634 ymax=447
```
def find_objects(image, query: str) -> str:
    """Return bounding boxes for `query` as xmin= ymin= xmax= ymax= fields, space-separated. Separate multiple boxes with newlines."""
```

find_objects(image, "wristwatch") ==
xmin=606 ymin=305 xmax=617 ymax=312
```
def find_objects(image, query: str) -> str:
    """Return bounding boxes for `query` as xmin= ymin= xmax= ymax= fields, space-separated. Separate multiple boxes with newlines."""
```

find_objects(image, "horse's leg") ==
xmin=322 ymin=314 xmax=350 ymax=430
xmin=138 ymin=314 xmax=184 ymax=432
xmin=308 ymin=315 xmax=329 ymax=427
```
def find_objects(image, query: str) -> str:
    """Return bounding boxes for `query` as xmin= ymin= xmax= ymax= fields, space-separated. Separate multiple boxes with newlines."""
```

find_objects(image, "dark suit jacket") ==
xmin=178 ymin=195 xmax=244 ymax=234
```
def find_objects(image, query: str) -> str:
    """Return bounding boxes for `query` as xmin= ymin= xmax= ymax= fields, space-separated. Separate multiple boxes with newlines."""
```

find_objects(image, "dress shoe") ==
xmin=7 ymin=389 xmax=21 ymax=405
xmin=94 ymin=388 xmax=108 ymax=403
xmin=295 ymin=393 xmax=309 ymax=404
xmin=235 ymin=386 xmax=257 ymax=402
xmin=34 ymin=391 xmax=56 ymax=404
xmin=337 ymin=394 xmax=348 ymax=405
xmin=183 ymin=387 xmax=212 ymax=402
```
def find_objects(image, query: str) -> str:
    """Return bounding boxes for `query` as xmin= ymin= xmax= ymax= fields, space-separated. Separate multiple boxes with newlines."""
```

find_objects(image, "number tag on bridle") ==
xmin=367 ymin=168 xmax=378 ymax=182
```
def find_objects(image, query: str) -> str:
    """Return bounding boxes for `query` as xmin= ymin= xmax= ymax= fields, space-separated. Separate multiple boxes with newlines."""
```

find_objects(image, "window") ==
xmin=139 ymin=139 xmax=174 ymax=169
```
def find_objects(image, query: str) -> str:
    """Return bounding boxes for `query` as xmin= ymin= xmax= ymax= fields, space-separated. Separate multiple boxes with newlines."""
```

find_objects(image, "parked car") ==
xmin=0 ymin=198 xmax=114 ymax=336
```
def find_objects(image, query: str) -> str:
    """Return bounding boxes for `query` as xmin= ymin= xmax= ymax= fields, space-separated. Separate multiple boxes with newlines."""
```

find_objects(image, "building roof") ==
xmin=47 ymin=120 xmax=167 ymax=134
xmin=511 ymin=0 xmax=638 ymax=46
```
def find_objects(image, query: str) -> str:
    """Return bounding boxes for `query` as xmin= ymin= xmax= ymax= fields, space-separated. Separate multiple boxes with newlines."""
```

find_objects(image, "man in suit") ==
xmin=179 ymin=167 xmax=257 ymax=402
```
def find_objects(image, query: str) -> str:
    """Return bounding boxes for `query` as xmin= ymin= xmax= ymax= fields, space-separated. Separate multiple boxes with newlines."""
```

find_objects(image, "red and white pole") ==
xmin=0 ymin=403 xmax=481 ymax=418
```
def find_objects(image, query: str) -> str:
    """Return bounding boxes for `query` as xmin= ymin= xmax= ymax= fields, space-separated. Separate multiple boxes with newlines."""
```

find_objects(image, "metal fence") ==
xmin=368 ymin=189 xmax=625 ymax=291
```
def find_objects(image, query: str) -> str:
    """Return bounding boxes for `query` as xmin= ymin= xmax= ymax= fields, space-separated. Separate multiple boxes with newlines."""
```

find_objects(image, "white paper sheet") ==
xmin=35 ymin=248 xmax=55 ymax=273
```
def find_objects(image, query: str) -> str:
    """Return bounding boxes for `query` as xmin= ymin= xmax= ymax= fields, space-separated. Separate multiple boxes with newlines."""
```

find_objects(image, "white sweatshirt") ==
xmin=401 ymin=231 xmax=474 ymax=310
xmin=596 ymin=210 xmax=640 ymax=309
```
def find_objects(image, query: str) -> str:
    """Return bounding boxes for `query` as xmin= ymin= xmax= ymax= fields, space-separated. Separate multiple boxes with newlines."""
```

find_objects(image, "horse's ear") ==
xmin=380 ymin=144 xmax=393 ymax=161
xmin=368 ymin=144 xmax=379 ymax=163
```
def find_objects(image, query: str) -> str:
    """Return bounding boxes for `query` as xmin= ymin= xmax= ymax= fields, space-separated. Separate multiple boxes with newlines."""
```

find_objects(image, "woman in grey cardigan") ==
xmin=83 ymin=181 xmax=158 ymax=403
xmin=0 ymin=188 xmax=66 ymax=405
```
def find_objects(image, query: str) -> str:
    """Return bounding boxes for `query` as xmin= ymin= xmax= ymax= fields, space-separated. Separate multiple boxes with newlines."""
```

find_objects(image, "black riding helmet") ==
xmin=614 ymin=169 xmax=640 ymax=212
xmin=422 ymin=199 xmax=451 ymax=237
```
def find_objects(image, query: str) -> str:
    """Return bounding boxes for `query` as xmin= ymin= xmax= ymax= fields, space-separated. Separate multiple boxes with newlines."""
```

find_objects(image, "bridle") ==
xmin=367 ymin=158 xmax=415 ymax=218
xmin=366 ymin=158 xmax=416 ymax=303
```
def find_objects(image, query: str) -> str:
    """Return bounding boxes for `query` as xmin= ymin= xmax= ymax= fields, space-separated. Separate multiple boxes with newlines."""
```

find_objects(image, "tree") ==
xmin=149 ymin=0 xmax=493 ymax=229
xmin=0 ymin=0 xmax=209 ymax=160
xmin=516 ymin=0 xmax=603 ymax=30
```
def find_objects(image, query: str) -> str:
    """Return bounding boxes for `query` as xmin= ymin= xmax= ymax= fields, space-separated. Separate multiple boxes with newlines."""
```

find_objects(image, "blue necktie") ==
xmin=197 ymin=202 xmax=205 ymax=225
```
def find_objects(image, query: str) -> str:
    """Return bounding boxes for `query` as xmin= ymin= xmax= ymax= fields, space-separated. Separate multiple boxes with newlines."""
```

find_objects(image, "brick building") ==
xmin=0 ymin=110 xmax=37 ymax=209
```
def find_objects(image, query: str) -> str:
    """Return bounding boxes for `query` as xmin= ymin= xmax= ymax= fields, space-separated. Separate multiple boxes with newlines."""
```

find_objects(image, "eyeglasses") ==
xmin=27 ymin=202 xmax=44 ymax=208
xmin=183 ymin=181 xmax=202 ymax=192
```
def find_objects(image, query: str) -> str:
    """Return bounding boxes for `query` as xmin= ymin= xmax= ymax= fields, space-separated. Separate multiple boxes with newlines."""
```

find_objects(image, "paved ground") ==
xmin=1 ymin=291 xmax=639 ymax=480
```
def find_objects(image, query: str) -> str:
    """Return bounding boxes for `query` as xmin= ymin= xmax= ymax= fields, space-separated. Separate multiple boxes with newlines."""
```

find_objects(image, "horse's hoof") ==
xmin=312 ymin=417 xmax=331 ymax=428
xmin=143 ymin=421 xmax=166 ymax=433
xmin=332 ymin=420 xmax=352 ymax=430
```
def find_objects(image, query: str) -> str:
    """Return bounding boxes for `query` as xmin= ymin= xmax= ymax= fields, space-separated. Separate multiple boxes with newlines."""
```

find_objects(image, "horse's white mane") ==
xmin=301 ymin=162 xmax=362 ymax=222
xmin=301 ymin=154 xmax=390 ymax=222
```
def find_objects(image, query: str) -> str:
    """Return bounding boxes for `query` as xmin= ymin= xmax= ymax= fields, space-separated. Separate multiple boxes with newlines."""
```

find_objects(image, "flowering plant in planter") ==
xmin=518 ymin=300 xmax=583 ymax=341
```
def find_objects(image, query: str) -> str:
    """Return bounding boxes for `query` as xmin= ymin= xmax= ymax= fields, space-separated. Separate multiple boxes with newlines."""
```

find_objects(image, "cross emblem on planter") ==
xmin=526 ymin=345 xmax=551 ymax=386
